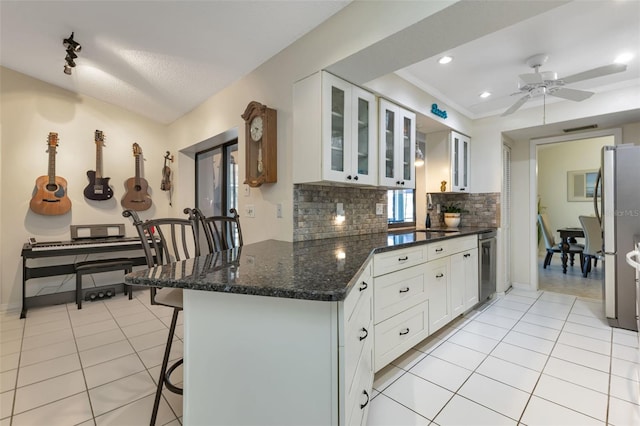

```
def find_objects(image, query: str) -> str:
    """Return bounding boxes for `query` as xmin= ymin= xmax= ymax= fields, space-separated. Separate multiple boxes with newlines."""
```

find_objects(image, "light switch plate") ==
xmin=276 ymin=203 xmax=283 ymax=218
xmin=243 ymin=184 xmax=250 ymax=197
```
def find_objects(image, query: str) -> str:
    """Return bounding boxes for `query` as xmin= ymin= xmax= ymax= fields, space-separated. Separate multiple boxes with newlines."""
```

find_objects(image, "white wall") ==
xmin=0 ymin=67 xmax=170 ymax=311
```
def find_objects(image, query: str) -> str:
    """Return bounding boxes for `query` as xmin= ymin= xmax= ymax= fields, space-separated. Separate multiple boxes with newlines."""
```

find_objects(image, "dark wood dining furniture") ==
xmin=557 ymin=227 xmax=585 ymax=274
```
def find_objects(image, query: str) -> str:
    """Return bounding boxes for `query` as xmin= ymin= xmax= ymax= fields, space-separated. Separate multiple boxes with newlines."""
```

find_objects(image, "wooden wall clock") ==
xmin=242 ymin=101 xmax=277 ymax=187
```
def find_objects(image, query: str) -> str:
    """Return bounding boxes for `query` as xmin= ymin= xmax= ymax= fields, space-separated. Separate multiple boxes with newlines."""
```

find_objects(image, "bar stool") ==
xmin=74 ymin=258 xmax=133 ymax=309
xmin=123 ymin=209 xmax=200 ymax=426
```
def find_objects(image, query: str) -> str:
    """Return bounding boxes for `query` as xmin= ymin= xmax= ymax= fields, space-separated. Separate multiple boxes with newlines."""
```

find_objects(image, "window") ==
xmin=195 ymin=139 xmax=238 ymax=216
xmin=387 ymin=189 xmax=415 ymax=228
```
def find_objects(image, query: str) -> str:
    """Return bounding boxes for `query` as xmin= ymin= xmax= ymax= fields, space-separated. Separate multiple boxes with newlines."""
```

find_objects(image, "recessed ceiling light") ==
xmin=480 ymin=91 xmax=491 ymax=98
xmin=438 ymin=56 xmax=453 ymax=65
xmin=614 ymin=52 xmax=634 ymax=64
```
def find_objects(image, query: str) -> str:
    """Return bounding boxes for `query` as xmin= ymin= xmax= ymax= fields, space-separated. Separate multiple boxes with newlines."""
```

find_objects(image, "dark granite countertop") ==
xmin=125 ymin=227 xmax=492 ymax=302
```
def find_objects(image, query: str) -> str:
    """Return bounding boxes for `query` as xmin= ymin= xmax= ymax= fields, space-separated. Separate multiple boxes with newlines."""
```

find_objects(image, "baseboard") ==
xmin=0 ymin=302 xmax=22 ymax=316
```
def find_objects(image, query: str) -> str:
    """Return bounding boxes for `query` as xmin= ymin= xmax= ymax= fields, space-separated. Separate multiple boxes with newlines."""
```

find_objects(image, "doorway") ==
xmin=531 ymin=129 xmax=620 ymax=299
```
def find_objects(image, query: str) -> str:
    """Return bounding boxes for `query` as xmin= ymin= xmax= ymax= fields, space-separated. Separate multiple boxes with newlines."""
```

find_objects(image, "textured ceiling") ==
xmin=1 ymin=1 xmax=638 ymax=125
xmin=0 ymin=1 xmax=350 ymax=124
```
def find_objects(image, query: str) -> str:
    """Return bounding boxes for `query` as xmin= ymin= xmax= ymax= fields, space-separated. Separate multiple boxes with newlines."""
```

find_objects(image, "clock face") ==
xmin=250 ymin=116 xmax=263 ymax=142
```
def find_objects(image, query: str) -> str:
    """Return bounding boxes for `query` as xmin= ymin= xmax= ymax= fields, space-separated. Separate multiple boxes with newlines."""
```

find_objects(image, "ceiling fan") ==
xmin=501 ymin=54 xmax=627 ymax=116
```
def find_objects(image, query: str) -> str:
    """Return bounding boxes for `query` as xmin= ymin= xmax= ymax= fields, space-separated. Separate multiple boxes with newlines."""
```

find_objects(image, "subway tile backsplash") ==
xmin=293 ymin=184 xmax=388 ymax=241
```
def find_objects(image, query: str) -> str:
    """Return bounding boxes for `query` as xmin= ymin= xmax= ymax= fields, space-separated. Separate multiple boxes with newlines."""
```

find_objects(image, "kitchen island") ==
xmin=125 ymin=228 xmax=491 ymax=425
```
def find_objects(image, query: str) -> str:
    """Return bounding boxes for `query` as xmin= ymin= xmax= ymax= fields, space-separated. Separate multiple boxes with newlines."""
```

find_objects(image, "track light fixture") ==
xmin=63 ymin=32 xmax=81 ymax=52
xmin=62 ymin=32 xmax=81 ymax=75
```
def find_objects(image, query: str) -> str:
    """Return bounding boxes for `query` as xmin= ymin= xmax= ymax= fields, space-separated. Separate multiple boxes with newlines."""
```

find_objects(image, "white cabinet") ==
xmin=378 ymin=99 xmax=416 ymax=189
xmin=425 ymin=130 xmax=470 ymax=192
xmin=341 ymin=261 xmax=374 ymax=426
xmin=424 ymin=257 xmax=451 ymax=333
xmin=293 ymin=71 xmax=377 ymax=186
xmin=450 ymin=248 xmax=479 ymax=317
xmin=183 ymin=261 xmax=375 ymax=426
xmin=427 ymin=237 xmax=478 ymax=333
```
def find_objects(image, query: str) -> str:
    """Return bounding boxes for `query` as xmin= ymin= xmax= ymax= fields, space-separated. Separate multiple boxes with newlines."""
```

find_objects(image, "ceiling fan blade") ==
xmin=562 ymin=63 xmax=627 ymax=84
xmin=550 ymin=87 xmax=594 ymax=101
xmin=501 ymin=94 xmax=531 ymax=116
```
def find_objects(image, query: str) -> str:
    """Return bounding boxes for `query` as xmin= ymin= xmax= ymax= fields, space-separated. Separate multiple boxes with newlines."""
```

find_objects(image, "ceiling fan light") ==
xmin=479 ymin=91 xmax=491 ymax=98
xmin=438 ymin=56 xmax=453 ymax=65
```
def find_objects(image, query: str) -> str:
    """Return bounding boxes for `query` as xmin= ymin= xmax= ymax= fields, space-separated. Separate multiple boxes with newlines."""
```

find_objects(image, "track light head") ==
xmin=63 ymin=32 xmax=81 ymax=52
xmin=65 ymin=56 xmax=76 ymax=67
xmin=65 ymin=48 xmax=77 ymax=60
xmin=63 ymin=64 xmax=73 ymax=75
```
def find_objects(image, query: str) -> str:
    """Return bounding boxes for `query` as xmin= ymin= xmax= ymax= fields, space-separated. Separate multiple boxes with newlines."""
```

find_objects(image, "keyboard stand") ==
xmin=20 ymin=238 xmax=155 ymax=318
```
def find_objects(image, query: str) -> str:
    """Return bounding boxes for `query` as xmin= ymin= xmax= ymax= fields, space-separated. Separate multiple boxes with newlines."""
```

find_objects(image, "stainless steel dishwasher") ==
xmin=478 ymin=230 xmax=497 ymax=301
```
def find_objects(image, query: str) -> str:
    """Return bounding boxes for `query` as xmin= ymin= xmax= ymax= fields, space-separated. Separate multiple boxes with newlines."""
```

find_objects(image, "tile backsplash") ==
xmin=427 ymin=192 xmax=500 ymax=228
xmin=293 ymin=184 xmax=388 ymax=241
xmin=293 ymin=185 xmax=500 ymax=241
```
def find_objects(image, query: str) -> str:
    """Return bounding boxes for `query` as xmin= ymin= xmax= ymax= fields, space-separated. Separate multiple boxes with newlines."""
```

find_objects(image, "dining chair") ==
xmin=184 ymin=207 xmax=243 ymax=254
xmin=538 ymin=214 xmax=584 ymax=269
xmin=579 ymin=215 xmax=604 ymax=277
xmin=122 ymin=209 xmax=200 ymax=426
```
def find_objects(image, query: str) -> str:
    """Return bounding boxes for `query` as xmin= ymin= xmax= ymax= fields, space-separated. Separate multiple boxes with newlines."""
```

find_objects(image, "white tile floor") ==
xmin=1 ymin=288 xmax=639 ymax=425
xmin=369 ymin=289 xmax=640 ymax=426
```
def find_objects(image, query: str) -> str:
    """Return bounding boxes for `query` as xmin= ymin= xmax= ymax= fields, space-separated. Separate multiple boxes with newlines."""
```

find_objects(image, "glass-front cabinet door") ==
xmin=379 ymin=99 xmax=415 ymax=188
xmin=450 ymin=131 xmax=470 ymax=192
xmin=321 ymin=72 xmax=376 ymax=184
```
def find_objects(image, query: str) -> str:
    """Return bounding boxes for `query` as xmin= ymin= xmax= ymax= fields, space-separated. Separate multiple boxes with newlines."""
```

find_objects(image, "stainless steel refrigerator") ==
xmin=596 ymin=144 xmax=640 ymax=331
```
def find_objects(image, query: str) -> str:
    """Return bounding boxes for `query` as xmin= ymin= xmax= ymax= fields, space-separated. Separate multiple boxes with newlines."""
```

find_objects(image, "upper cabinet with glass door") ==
xmin=425 ymin=130 xmax=471 ymax=193
xmin=378 ymin=99 xmax=416 ymax=189
xmin=292 ymin=71 xmax=377 ymax=186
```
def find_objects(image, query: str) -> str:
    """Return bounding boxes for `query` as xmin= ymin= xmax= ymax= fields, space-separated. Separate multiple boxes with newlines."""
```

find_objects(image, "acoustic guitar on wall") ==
xmin=121 ymin=142 xmax=152 ymax=211
xmin=84 ymin=130 xmax=114 ymax=201
xmin=30 ymin=132 xmax=72 ymax=215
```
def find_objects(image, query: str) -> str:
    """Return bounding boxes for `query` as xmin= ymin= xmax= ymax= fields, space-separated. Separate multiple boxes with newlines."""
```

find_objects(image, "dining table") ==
xmin=557 ymin=227 xmax=585 ymax=273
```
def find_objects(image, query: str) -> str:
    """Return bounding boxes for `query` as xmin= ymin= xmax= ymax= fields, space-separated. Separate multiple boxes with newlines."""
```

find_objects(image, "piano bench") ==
xmin=75 ymin=258 xmax=134 ymax=309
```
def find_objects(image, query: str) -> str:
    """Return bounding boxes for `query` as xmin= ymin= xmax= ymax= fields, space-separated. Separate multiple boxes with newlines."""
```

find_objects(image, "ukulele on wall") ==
xmin=84 ymin=130 xmax=114 ymax=201
xmin=30 ymin=132 xmax=72 ymax=215
xmin=121 ymin=143 xmax=152 ymax=211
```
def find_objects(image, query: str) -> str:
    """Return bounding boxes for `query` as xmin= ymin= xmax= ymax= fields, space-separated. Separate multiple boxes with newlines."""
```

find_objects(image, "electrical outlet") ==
xmin=276 ymin=203 xmax=283 ymax=218
xmin=376 ymin=203 xmax=384 ymax=215
xmin=245 ymin=205 xmax=255 ymax=218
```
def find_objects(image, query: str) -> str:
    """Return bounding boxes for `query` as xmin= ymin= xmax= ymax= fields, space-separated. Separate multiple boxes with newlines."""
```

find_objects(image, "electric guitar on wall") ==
xmin=121 ymin=143 xmax=152 ymax=211
xmin=29 ymin=132 xmax=72 ymax=215
xmin=84 ymin=130 xmax=114 ymax=201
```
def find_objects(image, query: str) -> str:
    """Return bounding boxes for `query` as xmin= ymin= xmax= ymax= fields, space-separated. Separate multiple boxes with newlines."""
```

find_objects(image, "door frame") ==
xmin=528 ymin=128 xmax=622 ymax=290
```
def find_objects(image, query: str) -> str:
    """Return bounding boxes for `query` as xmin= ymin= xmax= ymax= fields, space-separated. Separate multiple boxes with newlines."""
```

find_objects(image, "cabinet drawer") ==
xmin=374 ymin=302 xmax=429 ymax=372
xmin=374 ymin=263 xmax=428 ymax=324
xmin=374 ymin=246 xmax=427 ymax=277
xmin=344 ymin=261 xmax=373 ymax=324
xmin=345 ymin=338 xmax=373 ymax=426
xmin=427 ymin=235 xmax=477 ymax=260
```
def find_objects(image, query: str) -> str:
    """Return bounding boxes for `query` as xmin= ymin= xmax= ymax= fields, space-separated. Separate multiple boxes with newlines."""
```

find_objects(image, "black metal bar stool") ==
xmin=74 ymin=258 xmax=134 ymax=309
